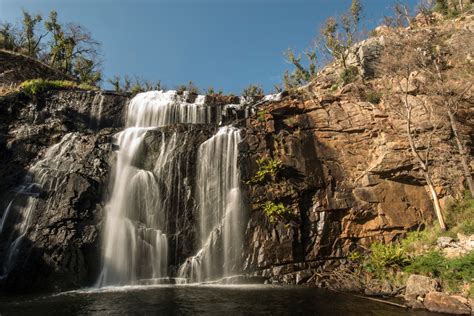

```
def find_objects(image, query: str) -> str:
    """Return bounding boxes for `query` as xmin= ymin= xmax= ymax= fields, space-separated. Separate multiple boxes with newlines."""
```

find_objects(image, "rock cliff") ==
xmin=0 ymin=13 xmax=472 ymax=293
xmin=238 ymin=14 xmax=473 ymax=284
xmin=0 ymin=90 xmax=128 ymax=292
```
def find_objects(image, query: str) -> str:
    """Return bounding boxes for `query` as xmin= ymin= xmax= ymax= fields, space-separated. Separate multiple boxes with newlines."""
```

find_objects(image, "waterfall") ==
xmin=0 ymin=133 xmax=80 ymax=278
xmin=178 ymin=127 xmax=243 ymax=283
xmin=97 ymin=90 xmax=244 ymax=287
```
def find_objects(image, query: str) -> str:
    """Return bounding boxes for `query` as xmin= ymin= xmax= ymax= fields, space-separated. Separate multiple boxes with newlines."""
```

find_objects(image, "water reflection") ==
xmin=0 ymin=285 xmax=448 ymax=316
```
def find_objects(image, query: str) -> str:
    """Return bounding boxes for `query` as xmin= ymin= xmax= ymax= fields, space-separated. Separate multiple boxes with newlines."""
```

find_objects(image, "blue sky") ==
xmin=1 ymin=0 xmax=418 ymax=93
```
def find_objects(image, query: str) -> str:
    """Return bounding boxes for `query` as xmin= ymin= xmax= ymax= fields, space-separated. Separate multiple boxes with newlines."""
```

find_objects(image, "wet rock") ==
xmin=364 ymin=279 xmax=394 ymax=296
xmin=423 ymin=292 xmax=471 ymax=315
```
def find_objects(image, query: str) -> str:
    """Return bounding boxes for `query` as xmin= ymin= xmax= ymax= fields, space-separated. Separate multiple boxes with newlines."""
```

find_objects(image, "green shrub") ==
xmin=348 ymin=251 xmax=362 ymax=262
xmin=446 ymin=194 xmax=474 ymax=235
xmin=248 ymin=157 xmax=282 ymax=184
xmin=20 ymin=79 xmax=94 ymax=96
xmin=401 ymin=227 xmax=441 ymax=254
xmin=176 ymin=81 xmax=199 ymax=95
xmin=262 ymin=201 xmax=290 ymax=223
xmin=257 ymin=109 xmax=269 ymax=122
xmin=242 ymin=84 xmax=264 ymax=99
xmin=433 ymin=0 xmax=449 ymax=14
xmin=340 ymin=66 xmax=358 ymax=85
xmin=364 ymin=242 xmax=410 ymax=278
xmin=365 ymin=89 xmax=381 ymax=104
xmin=405 ymin=251 xmax=474 ymax=295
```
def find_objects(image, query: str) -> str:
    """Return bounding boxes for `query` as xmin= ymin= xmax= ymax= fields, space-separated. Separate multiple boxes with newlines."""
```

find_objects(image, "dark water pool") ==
xmin=0 ymin=285 xmax=446 ymax=315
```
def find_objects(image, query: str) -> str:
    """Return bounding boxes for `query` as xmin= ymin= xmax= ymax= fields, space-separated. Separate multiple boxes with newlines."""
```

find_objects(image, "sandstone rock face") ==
xmin=0 ymin=90 xmax=128 ymax=292
xmin=423 ymin=292 xmax=472 ymax=315
xmin=404 ymin=275 xmax=439 ymax=301
xmin=238 ymin=16 xmax=473 ymax=284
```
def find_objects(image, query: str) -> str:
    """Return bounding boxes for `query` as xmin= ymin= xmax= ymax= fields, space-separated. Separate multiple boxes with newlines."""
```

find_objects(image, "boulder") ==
xmin=404 ymin=274 xmax=439 ymax=300
xmin=423 ymin=292 xmax=471 ymax=315
xmin=437 ymin=236 xmax=455 ymax=248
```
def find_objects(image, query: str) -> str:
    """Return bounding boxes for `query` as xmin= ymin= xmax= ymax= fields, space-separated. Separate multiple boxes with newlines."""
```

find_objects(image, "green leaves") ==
xmin=248 ymin=157 xmax=282 ymax=184
xmin=20 ymin=79 xmax=95 ymax=96
xmin=242 ymin=84 xmax=264 ymax=99
xmin=262 ymin=201 xmax=290 ymax=224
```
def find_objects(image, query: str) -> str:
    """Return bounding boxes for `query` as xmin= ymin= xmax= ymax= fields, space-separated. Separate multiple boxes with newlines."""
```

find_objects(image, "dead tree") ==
xmin=416 ymin=34 xmax=474 ymax=197
xmin=378 ymin=34 xmax=447 ymax=230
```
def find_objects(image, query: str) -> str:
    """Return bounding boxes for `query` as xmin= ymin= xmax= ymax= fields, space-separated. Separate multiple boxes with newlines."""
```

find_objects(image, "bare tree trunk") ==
xmin=448 ymin=109 xmax=474 ymax=197
xmin=405 ymin=103 xmax=447 ymax=231
xmin=424 ymin=172 xmax=447 ymax=231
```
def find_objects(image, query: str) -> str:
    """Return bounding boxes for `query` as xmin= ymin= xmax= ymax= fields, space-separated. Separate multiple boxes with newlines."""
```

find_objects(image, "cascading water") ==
xmin=0 ymin=133 xmax=80 ymax=278
xmin=96 ymin=90 xmax=245 ymax=287
xmin=177 ymin=127 xmax=243 ymax=282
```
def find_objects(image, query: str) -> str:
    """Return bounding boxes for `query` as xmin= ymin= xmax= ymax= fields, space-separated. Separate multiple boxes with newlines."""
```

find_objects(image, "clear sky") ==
xmin=1 ymin=0 xmax=418 ymax=93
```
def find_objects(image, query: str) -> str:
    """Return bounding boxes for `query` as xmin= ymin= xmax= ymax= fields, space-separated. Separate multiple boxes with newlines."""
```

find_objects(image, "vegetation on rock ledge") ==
xmin=20 ymin=78 xmax=96 ymax=96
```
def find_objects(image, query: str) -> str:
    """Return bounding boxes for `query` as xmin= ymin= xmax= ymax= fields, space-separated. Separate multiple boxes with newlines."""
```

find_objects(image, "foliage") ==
xmin=404 ymin=251 xmax=474 ymax=295
xmin=20 ymin=78 xmax=95 ymax=96
xmin=364 ymin=242 xmax=410 ymax=278
xmin=107 ymin=76 xmax=164 ymax=94
xmin=283 ymin=48 xmax=318 ymax=91
xmin=400 ymin=194 xmax=474 ymax=255
xmin=365 ymin=89 xmax=382 ymax=104
xmin=204 ymin=87 xmax=224 ymax=95
xmin=262 ymin=201 xmax=290 ymax=224
xmin=242 ymin=84 xmax=264 ymax=99
xmin=1 ymin=10 xmax=102 ymax=86
xmin=446 ymin=194 xmax=474 ymax=235
xmin=176 ymin=80 xmax=200 ymax=95
xmin=348 ymin=251 xmax=362 ymax=262
xmin=339 ymin=66 xmax=358 ymax=85
xmin=257 ymin=109 xmax=269 ymax=123
xmin=248 ymin=157 xmax=282 ymax=184
xmin=433 ymin=0 xmax=449 ymax=14
xmin=321 ymin=0 xmax=362 ymax=73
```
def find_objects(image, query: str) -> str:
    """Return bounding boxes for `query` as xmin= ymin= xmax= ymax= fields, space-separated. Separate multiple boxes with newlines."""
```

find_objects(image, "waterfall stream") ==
xmin=97 ymin=91 xmax=244 ymax=287
xmin=0 ymin=133 xmax=81 ymax=278
xmin=177 ymin=127 xmax=243 ymax=282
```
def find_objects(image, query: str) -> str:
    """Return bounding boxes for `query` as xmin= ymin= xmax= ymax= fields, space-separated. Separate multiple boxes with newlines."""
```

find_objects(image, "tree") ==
xmin=0 ymin=23 xmax=20 ymax=51
xmin=321 ymin=0 xmax=362 ymax=72
xmin=377 ymin=33 xmax=447 ymax=231
xmin=44 ymin=10 xmax=102 ymax=84
xmin=21 ymin=10 xmax=45 ymax=57
xmin=383 ymin=1 xmax=412 ymax=28
xmin=72 ymin=55 xmax=101 ymax=86
xmin=414 ymin=33 xmax=474 ymax=197
xmin=283 ymin=48 xmax=318 ymax=90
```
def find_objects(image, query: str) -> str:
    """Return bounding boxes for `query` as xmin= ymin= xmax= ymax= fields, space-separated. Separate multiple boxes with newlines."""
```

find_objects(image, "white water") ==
xmin=178 ymin=127 xmax=243 ymax=283
xmin=97 ymin=90 xmax=244 ymax=286
xmin=0 ymin=133 xmax=80 ymax=278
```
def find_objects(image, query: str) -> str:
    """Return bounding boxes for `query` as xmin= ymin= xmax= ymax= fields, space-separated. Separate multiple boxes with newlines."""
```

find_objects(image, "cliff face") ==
xmin=0 ymin=90 xmax=128 ymax=292
xmin=238 ymin=14 xmax=474 ymax=284
xmin=0 ymin=14 xmax=472 ymax=293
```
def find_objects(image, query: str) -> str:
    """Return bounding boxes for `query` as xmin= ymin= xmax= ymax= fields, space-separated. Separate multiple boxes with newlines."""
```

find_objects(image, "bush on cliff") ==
xmin=247 ymin=157 xmax=282 ymax=184
xmin=20 ymin=78 xmax=96 ymax=96
xmin=262 ymin=201 xmax=290 ymax=224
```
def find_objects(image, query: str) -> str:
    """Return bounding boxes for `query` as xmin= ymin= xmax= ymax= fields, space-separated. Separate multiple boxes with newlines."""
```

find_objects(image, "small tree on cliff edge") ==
xmin=377 ymin=33 xmax=447 ymax=231
xmin=321 ymin=0 xmax=362 ymax=73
